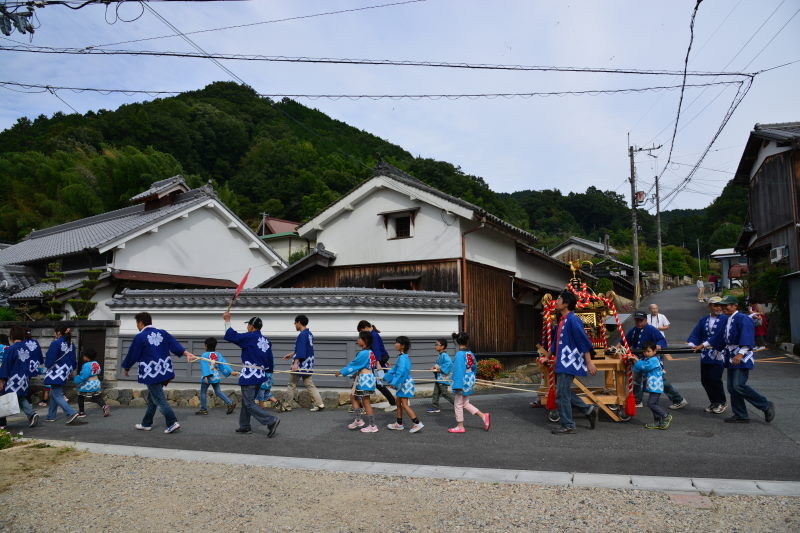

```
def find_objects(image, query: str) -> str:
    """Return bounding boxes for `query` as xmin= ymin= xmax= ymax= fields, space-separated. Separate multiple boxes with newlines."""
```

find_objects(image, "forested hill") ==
xmin=0 ymin=81 xmax=744 ymax=261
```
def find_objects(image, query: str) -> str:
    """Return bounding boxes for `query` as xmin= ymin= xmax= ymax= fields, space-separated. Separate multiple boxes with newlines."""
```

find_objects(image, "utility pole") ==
xmin=697 ymin=238 xmax=702 ymax=279
xmin=649 ymin=154 xmax=664 ymax=292
xmin=628 ymin=138 xmax=662 ymax=309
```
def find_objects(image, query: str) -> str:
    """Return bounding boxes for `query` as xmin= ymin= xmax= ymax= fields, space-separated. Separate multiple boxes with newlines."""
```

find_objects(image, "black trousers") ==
xmin=375 ymin=382 xmax=396 ymax=406
xmin=78 ymin=393 xmax=106 ymax=413
xmin=700 ymin=363 xmax=726 ymax=406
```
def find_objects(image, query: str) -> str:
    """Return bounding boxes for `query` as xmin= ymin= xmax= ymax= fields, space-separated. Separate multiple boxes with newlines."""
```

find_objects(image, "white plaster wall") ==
xmin=750 ymin=141 xmax=792 ymax=180
xmin=315 ymin=188 xmax=462 ymax=265
xmin=114 ymin=307 xmax=461 ymax=338
xmin=263 ymin=236 xmax=310 ymax=262
xmin=111 ymin=206 xmax=280 ymax=287
xmin=463 ymin=224 xmax=516 ymax=272
xmin=515 ymin=250 xmax=570 ymax=291
xmin=87 ymin=285 xmax=116 ymax=320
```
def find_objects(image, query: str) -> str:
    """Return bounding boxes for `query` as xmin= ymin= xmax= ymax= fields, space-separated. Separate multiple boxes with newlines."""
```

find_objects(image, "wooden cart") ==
xmin=537 ymin=261 xmax=635 ymax=423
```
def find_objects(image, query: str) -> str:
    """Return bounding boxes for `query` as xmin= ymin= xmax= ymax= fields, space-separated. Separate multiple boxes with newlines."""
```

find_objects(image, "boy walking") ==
xmin=282 ymin=315 xmax=325 ymax=411
xmin=633 ymin=342 xmax=673 ymax=429
xmin=195 ymin=337 xmax=237 ymax=415
xmin=427 ymin=338 xmax=454 ymax=413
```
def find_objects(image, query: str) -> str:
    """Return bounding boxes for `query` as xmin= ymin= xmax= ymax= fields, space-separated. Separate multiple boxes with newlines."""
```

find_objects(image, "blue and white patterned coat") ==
xmin=199 ymin=351 xmax=232 ymax=383
xmin=224 ymin=328 xmax=272 ymax=386
xmin=0 ymin=341 xmax=32 ymax=395
xmin=687 ymin=314 xmax=725 ymax=366
xmin=385 ymin=353 xmax=415 ymax=398
xmin=23 ymin=338 xmax=43 ymax=378
xmin=121 ymin=326 xmax=186 ymax=384
xmin=633 ymin=356 xmax=664 ymax=394
xmin=43 ymin=336 xmax=77 ymax=386
xmin=433 ymin=351 xmax=453 ymax=381
xmin=551 ymin=312 xmax=595 ymax=376
xmin=293 ymin=329 xmax=315 ymax=373
xmin=451 ymin=349 xmax=477 ymax=396
xmin=74 ymin=361 xmax=103 ymax=394
xmin=339 ymin=349 xmax=376 ymax=392
xmin=708 ymin=311 xmax=755 ymax=369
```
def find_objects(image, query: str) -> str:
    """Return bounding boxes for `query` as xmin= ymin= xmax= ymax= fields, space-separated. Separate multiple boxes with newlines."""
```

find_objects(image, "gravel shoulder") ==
xmin=1 ymin=447 xmax=798 ymax=532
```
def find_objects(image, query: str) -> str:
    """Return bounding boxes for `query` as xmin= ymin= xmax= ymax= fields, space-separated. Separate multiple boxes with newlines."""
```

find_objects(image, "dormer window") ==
xmin=379 ymin=208 xmax=419 ymax=240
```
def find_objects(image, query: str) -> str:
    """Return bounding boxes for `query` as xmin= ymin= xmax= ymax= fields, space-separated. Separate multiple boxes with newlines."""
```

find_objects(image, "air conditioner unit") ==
xmin=770 ymin=245 xmax=789 ymax=263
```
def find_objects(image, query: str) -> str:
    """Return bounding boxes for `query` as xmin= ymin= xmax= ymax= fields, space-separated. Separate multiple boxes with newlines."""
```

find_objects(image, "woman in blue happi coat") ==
xmin=384 ymin=336 xmax=424 ymax=433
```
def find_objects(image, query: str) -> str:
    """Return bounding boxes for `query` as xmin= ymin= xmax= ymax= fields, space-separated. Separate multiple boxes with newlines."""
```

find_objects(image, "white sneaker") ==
xmin=134 ymin=424 xmax=152 ymax=431
xmin=347 ymin=419 xmax=365 ymax=430
xmin=712 ymin=404 xmax=728 ymax=414
xmin=409 ymin=422 xmax=424 ymax=434
xmin=386 ymin=422 xmax=405 ymax=430
xmin=704 ymin=404 xmax=715 ymax=413
xmin=164 ymin=422 xmax=181 ymax=434
xmin=372 ymin=402 xmax=389 ymax=409
xmin=668 ymin=399 xmax=689 ymax=410
xmin=383 ymin=405 xmax=397 ymax=412
xmin=635 ymin=402 xmax=643 ymax=408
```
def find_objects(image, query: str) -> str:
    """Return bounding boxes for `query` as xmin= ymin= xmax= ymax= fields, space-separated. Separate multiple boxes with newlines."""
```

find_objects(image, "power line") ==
xmin=90 ymin=0 xmax=428 ymax=48
xmin=0 ymin=79 xmax=747 ymax=100
xmin=0 ymin=44 xmax=758 ymax=77
xmin=741 ymin=5 xmax=800 ymax=71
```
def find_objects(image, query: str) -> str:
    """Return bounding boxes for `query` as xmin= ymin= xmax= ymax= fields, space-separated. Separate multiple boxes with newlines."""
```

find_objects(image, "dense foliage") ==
xmin=0 ymin=82 xmax=742 ymax=272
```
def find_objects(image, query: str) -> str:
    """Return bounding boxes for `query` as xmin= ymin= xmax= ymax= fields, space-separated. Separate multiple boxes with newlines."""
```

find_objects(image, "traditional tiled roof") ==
xmin=0 ymin=186 xmax=216 ymax=266
xmin=259 ymin=244 xmax=336 ymax=288
xmin=9 ymin=271 xmax=112 ymax=300
xmin=734 ymin=121 xmax=800 ymax=183
xmin=751 ymin=121 xmax=800 ymax=143
xmin=550 ymin=236 xmax=619 ymax=256
xmin=129 ymin=175 xmax=189 ymax=202
xmin=107 ymin=287 xmax=465 ymax=310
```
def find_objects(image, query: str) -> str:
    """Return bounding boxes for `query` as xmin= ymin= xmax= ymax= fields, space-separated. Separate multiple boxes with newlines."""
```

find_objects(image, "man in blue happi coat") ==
xmin=624 ymin=311 xmax=687 ymax=410
xmin=695 ymin=294 xmax=774 ymax=423
xmin=549 ymin=290 xmax=599 ymax=435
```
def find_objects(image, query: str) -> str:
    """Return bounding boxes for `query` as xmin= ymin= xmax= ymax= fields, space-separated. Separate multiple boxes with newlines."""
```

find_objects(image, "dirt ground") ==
xmin=0 ymin=443 xmax=82 ymax=493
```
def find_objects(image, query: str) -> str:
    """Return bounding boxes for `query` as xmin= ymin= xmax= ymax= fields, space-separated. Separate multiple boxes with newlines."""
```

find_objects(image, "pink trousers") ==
xmin=454 ymin=392 xmax=479 ymax=422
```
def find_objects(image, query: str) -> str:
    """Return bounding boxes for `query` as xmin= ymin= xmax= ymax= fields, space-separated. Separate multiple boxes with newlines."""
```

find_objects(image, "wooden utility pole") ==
xmin=628 ymin=140 xmax=662 ymax=309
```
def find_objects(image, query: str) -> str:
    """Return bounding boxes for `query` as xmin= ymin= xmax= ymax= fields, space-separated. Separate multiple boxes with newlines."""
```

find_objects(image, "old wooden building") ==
xmin=261 ymin=163 xmax=575 ymax=354
xmin=734 ymin=121 xmax=800 ymax=343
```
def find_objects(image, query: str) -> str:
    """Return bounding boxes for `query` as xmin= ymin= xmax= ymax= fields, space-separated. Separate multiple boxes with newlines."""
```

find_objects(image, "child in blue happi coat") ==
xmin=44 ymin=325 xmax=81 ymax=425
xmin=449 ymin=332 xmax=490 ymax=433
xmin=632 ymin=342 xmax=672 ymax=430
xmin=195 ymin=337 xmax=237 ymax=416
xmin=384 ymin=336 xmax=424 ymax=433
xmin=74 ymin=348 xmax=109 ymax=418
xmin=427 ymin=338 xmax=454 ymax=413
xmin=336 ymin=331 xmax=378 ymax=433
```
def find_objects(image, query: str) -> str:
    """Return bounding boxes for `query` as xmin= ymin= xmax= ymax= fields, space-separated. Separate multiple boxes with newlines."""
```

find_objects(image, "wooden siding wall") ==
xmin=465 ymin=261 xmax=515 ymax=352
xmin=288 ymin=260 xmax=460 ymax=292
xmin=751 ymin=151 xmax=800 ymax=272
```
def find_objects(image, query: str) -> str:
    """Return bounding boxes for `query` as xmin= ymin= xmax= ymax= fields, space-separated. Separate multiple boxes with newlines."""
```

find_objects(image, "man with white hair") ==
xmin=647 ymin=304 xmax=670 ymax=332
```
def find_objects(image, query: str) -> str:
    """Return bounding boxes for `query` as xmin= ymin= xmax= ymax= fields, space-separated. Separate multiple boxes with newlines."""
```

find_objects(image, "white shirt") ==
xmin=647 ymin=313 xmax=670 ymax=329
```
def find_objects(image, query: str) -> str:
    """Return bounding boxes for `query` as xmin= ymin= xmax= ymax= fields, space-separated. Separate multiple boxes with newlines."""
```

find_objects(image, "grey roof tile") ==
xmin=0 ymin=187 xmax=215 ymax=266
xmin=129 ymin=175 xmax=189 ymax=202
xmin=107 ymin=287 xmax=464 ymax=311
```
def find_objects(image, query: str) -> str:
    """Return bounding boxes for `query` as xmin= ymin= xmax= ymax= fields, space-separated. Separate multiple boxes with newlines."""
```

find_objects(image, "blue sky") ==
xmin=1 ymin=0 xmax=798 ymax=211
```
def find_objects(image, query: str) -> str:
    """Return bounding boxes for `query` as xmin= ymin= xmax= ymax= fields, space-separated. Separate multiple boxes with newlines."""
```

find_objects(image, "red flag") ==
xmin=233 ymin=268 xmax=251 ymax=300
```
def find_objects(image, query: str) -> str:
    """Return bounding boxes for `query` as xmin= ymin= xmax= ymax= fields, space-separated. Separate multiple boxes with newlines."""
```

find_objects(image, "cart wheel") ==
xmin=547 ymin=410 xmax=561 ymax=423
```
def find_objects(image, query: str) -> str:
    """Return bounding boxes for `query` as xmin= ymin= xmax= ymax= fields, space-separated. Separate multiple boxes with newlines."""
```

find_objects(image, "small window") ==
xmin=394 ymin=216 xmax=411 ymax=238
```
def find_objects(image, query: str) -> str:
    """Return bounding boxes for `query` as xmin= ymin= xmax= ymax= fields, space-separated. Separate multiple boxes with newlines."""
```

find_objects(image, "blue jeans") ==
xmin=142 ymin=382 xmax=177 ymax=428
xmin=239 ymin=385 xmax=278 ymax=429
xmin=647 ymin=392 xmax=667 ymax=421
xmin=200 ymin=382 xmax=232 ymax=410
xmin=727 ymin=367 xmax=769 ymax=419
xmin=556 ymin=373 xmax=590 ymax=429
xmin=47 ymin=386 xmax=76 ymax=419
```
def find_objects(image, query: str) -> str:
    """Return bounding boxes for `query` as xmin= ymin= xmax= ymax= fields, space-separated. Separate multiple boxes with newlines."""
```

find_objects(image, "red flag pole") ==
xmin=226 ymin=268 xmax=251 ymax=314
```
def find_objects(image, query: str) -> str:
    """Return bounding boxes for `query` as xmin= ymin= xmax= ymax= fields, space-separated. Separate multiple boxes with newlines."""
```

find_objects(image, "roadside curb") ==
xmin=31 ymin=439 xmax=800 ymax=497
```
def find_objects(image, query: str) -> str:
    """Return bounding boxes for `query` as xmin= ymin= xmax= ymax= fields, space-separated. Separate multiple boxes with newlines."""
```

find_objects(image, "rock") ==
xmin=322 ymin=391 xmax=340 ymax=409
xmin=215 ymin=397 xmax=230 ymax=408
xmin=167 ymin=400 xmax=177 ymax=407
xmin=514 ymin=363 xmax=540 ymax=383
xmin=296 ymin=390 xmax=313 ymax=408
xmin=132 ymin=389 xmax=141 ymax=399
xmin=417 ymin=389 xmax=433 ymax=398
xmin=129 ymin=398 xmax=147 ymax=407
xmin=338 ymin=392 xmax=352 ymax=405
xmin=117 ymin=389 xmax=133 ymax=403
xmin=105 ymin=399 xmax=121 ymax=407
xmin=180 ymin=389 xmax=195 ymax=400
xmin=176 ymin=399 xmax=188 ymax=407
xmin=140 ymin=389 xmax=149 ymax=402
xmin=105 ymin=389 xmax=119 ymax=401
xmin=188 ymin=396 xmax=201 ymax=408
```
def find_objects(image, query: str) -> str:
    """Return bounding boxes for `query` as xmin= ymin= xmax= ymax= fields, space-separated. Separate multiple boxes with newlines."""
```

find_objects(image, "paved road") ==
xmin=8 ymin=286 xmax=800 ymax=481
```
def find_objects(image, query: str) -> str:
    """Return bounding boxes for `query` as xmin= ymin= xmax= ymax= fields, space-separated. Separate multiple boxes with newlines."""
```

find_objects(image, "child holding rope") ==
xmin=427 ymin=338 xmax=454 ymax=413
xmin=449 ymin=332 xmax=490 ymax=433
xmin=195 ymin=337 xmax=237 ymax=416
xmin=632 ymin=342 xmax=672 ymax=430
xmin=336 ymin=331 xmax=379 ymax=433
xmin=384 ymin=336 xmax=424 ymax=433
